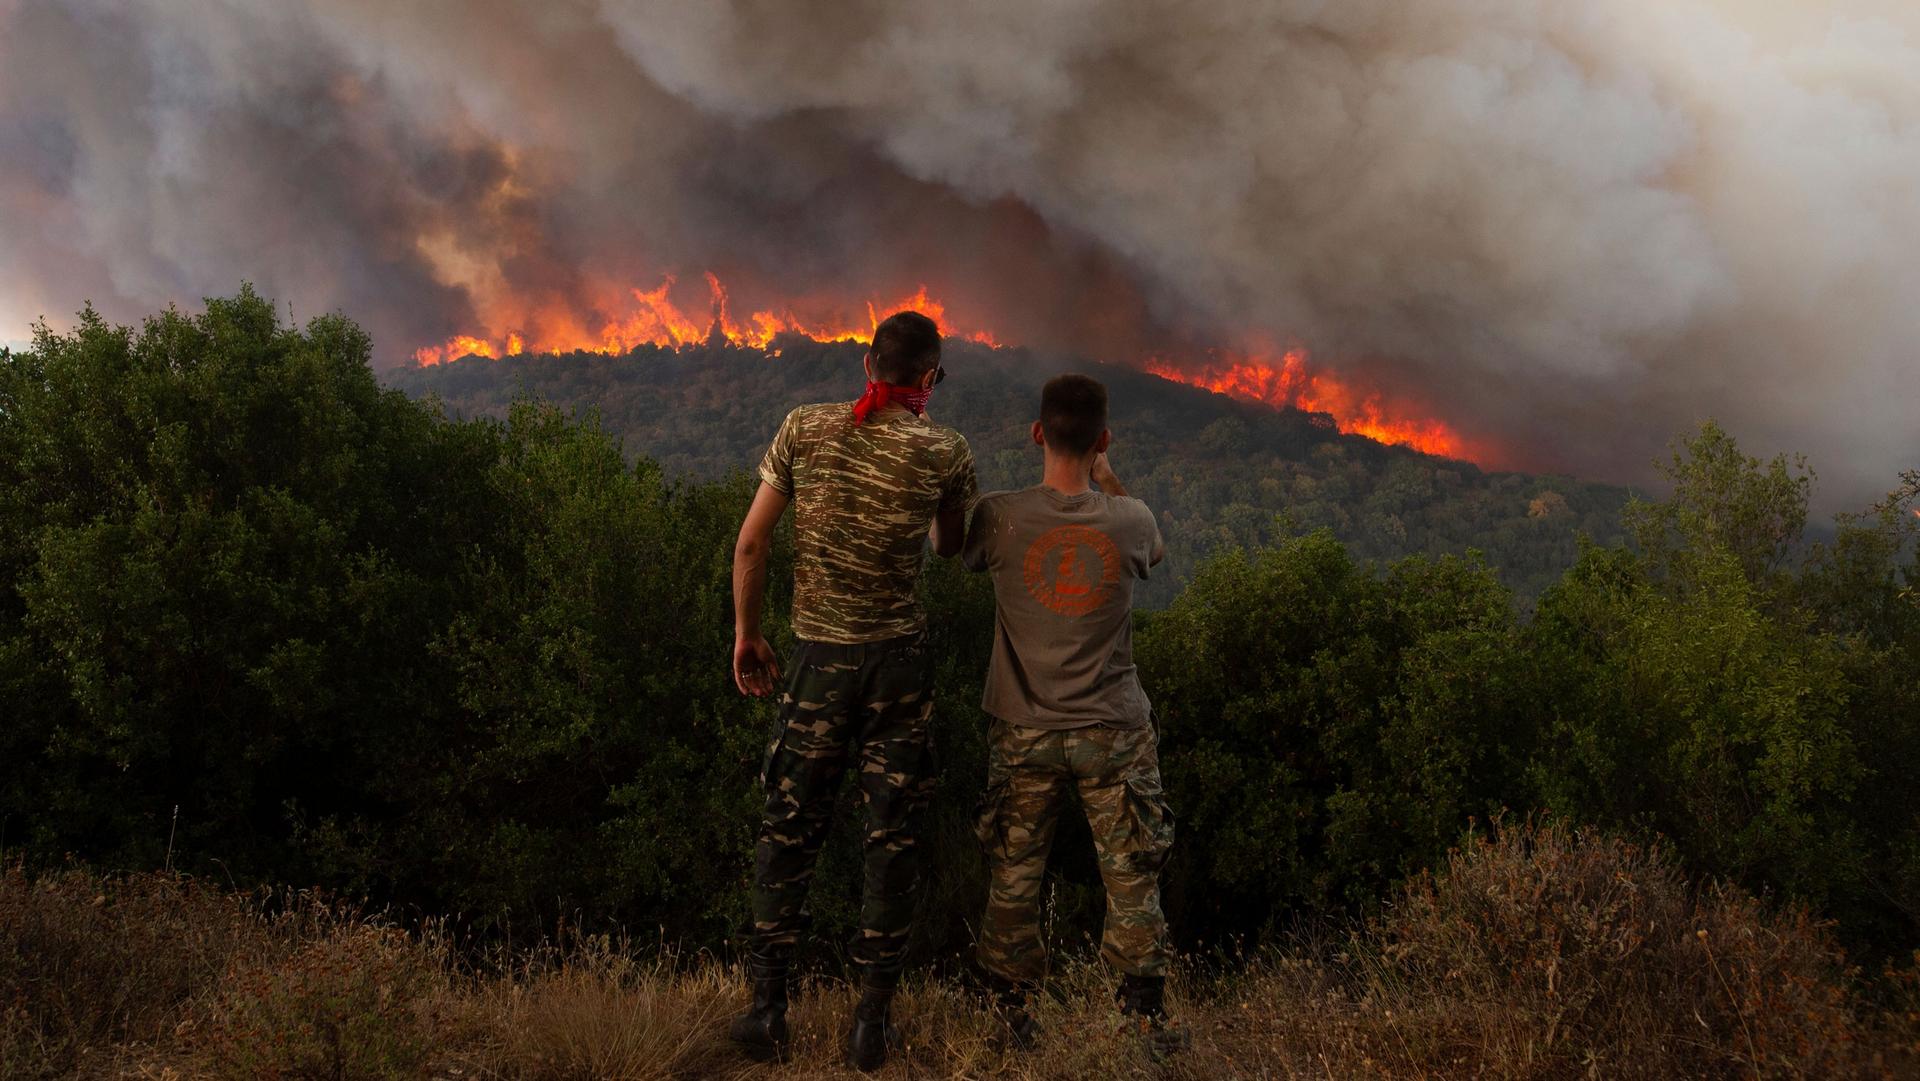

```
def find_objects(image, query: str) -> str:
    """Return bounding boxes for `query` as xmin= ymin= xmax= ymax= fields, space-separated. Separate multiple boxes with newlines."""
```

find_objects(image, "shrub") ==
xmin=192 ymin=924 xmax=457 ymax=1081
xmin=0 ymin=291 xmax=787 ymax=944
xmin=476 ymin=941 xmax=739 ymax=1081
xmin=1375 ymin=819 xmax=1863 ymax=1077
xmin=1137 ymin=532 xmax=1527 ymax=937
xmin=0 ymin=864 xmax=267 ymax=1079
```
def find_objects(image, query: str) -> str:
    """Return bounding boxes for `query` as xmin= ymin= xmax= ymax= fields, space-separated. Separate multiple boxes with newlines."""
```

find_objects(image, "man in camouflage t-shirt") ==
xmin=728 ymin=311 xmax=978 ymax=1072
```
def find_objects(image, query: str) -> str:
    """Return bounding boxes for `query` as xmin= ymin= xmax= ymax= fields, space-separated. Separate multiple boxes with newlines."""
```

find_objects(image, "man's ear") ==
xmin=863 ymin=351 xmax=876 ymax=382
xmin=1095 ymin=429 xmax=1112 ymax=454
xmin=919 ymin=365 xmax=939 ymax=391
xmin=1031 ymin=421 xmax=1046 ymax=448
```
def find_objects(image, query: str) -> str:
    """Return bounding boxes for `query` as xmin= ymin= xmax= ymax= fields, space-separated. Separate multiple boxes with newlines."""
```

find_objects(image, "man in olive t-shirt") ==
xmin=728 ymin=311 xmax=978 ymax=1072
xmin=961 ymin=373 xmax=1181 ymax=1052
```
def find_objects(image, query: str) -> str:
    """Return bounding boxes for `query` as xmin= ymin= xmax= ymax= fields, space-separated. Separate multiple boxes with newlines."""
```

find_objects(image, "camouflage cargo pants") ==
xmin=750 ymin=632 xmax=937 ymax=987
xmin=975 ymin=718 xmax=1175 ymax=983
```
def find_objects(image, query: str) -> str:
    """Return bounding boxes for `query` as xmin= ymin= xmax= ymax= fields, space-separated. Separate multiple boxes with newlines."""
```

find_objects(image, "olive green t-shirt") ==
xmin=758 ymin=402 xmax=977 ymax=645
xmin=961 ymin=485 xmax=1162 ymax=728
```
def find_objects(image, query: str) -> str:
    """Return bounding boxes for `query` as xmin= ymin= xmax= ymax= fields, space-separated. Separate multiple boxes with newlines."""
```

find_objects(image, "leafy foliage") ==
xmin=2 ymin=291 xmax=1915 ymax=972
xmin=1137 ymin=535 xmax=1527 ymax=933
xmin=0 ymin=290 xmax=783 ymax=941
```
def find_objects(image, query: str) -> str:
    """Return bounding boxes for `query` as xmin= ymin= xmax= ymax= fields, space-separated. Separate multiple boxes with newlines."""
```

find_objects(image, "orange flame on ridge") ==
xmin=415 ymin=272 xmax=1479 ymax=461
xmin=1145 ymin=349 xmax=1474 ymax=460
xmin=412 ymin=274 xmax=998 ymax=366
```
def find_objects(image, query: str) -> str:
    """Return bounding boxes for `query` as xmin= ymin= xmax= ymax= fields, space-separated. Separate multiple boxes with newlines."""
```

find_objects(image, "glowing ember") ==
xmin=1145 ymin=350 xmax=1472 ymax=460
xmin=415 ymin=271 xmax=1479 ymax=461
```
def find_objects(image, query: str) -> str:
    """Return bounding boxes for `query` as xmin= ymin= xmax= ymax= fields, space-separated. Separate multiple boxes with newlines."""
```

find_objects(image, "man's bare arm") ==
xmin=732 ymin=482 xmax=791 ymax=696
xmin=1094 ymin=452 xmax=1164 ymax=566
xmin=1091 ymin=452 xmax=1129 ymax=498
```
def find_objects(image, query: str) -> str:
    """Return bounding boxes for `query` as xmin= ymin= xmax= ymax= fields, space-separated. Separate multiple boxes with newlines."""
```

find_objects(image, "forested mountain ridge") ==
xmin=387 ymin=337 xmax=1634 ymax=604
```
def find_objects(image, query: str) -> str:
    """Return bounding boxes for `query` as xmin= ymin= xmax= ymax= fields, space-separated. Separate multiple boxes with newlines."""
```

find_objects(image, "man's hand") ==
xmin=733 ymin=634 xmax=781 ymax=697
xmin=1092 ymin=452 xmax=1129 ymax=498
xmin=732 ymin=482 xmax=790 ymax=696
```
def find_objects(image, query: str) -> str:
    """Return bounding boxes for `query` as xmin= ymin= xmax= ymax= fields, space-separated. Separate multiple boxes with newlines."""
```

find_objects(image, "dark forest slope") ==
xmin=387 ymin=337 xmax=1633 ymax=603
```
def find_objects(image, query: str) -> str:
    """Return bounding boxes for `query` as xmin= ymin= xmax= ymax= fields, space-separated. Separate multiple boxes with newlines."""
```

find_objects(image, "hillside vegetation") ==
xmin=2 ymin=291 xmax=1917 ymax=1018
xmin=388 ymin=338 xmax=1633 ymax=606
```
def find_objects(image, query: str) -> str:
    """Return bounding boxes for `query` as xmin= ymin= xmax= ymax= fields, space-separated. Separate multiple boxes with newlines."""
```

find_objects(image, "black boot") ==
xmin=845 ymin=981 xmax=901 ymax=1073
xmin=727 ymin=951 xmax=791 ymax=1062
xmin=1117 ymin=974 xmax=1189 ymax=1058
xmin=984 ymin=974 xmax=1040 ymax=1052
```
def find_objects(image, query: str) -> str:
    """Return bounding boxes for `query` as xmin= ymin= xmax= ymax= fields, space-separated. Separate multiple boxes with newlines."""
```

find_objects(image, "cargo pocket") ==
xmin=1120 ymin=776 xmax=1175 ymax=874
xmin=759 ymin=726 xmax=787 ymax=792
xmin=974 ymin=780 xmax=1012 ymax=860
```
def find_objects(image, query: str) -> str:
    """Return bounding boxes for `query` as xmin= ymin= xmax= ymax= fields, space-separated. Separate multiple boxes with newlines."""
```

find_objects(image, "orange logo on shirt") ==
xmin=1023 ymin=525 xmax=1122 ymax=616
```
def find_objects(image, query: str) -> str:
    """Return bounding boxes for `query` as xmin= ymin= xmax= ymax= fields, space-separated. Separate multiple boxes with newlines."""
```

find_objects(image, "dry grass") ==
xmin=4 ymin=823 xmax=1915 ymax=1080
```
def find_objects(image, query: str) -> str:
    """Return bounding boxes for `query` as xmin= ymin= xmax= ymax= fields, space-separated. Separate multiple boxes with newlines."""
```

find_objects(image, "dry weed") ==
xmin=0 ymin=864 xmax=268 ymax=1079
xmin=6 ymin=824 xmax=1915 ymax=1080
xmin=1373 ymin=819 xmax=1873 ymax=1078
xmin=469 ymin=941 xmax=741 ymax=1080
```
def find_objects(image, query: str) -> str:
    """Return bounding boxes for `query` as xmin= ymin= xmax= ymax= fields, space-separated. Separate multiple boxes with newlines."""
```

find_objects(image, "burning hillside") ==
xmin=411 ymin=276 xmax=999 ymax=365
xmin=415 ymin=273 xmax=1476 ymax=461
xmin=1143 ymin=351 xmax=1475 ymax=461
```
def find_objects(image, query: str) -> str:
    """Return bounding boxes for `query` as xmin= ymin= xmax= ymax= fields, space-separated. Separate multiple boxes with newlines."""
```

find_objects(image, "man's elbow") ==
xmin=735 ymin=532 xmax=769 ymax=564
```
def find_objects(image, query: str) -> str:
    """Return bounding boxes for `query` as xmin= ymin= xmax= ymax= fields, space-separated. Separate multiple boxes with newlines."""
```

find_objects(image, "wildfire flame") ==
xmin=415 ymin=272 xmax=1477 ymax=461
xmin=412 ymin=273 xmax=998 ymax=366
xmin=1145 ymin=350 xmax=1473 ymax=460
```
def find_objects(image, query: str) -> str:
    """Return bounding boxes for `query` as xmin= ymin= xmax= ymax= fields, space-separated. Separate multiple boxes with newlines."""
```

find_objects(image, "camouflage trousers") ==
xmin=975 ymin=718 xmax=1175 ymax=983
xmin=749 ymin=632 xmax=937 ymax=987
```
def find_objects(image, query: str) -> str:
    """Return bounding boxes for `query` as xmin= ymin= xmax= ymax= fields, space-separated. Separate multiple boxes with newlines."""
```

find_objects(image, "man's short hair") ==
xmin=870 ymin=310 xmax=942 ymax=384
xmin=1040 ymin=374 xmax=1108 ymax=456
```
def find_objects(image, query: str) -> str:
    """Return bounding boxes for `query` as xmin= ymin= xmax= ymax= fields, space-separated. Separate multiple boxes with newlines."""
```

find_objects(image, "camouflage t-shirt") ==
xmin=758 ymin=401 xmax=978 ymax=645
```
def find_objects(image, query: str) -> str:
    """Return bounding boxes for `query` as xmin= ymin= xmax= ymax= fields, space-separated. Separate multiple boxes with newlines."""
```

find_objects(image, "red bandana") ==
xmin=851 ymin=381 xmax=933 ymax=425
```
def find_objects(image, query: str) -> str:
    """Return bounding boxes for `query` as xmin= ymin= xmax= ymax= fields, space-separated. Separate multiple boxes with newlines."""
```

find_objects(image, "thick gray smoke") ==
xmin=2 ymin=0 xmax=1916 ymax=505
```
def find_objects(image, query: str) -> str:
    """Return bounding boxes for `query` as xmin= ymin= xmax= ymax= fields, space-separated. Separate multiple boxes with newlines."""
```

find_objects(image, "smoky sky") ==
xmin=2 ymin=0 xmax=1916 ymax=507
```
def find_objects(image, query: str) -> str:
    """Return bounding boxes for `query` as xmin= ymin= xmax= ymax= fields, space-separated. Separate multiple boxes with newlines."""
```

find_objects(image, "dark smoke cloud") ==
xmin=2 ymin=0 xmax=1915 ymax=506
xmin=0 ymin=1 xmax=493 ymax=354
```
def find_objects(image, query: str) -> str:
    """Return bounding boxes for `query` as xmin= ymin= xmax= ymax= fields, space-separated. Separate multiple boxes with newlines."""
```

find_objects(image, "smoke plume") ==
xmin=2 ymin=0 xmax=1916 ymax=504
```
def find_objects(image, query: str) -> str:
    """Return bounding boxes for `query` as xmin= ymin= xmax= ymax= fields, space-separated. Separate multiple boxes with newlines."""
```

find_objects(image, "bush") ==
xmin=477 ymin=942 xmax=739 ymax=1081
xmin=0 ymin=291 xmax=787 ymax=943
xmin=195 ymin=925 xmax=456 ymax=1081
xmin=1377 ymin=819 xmax=1862 ymax=1077
xmin=0 ymin=865 xmax=267 ymax=1079
xmin=1526 ymin=546 xmax=1863 ymax=901
xmin=1137 ymin=532 xmax=1527 ymax=938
